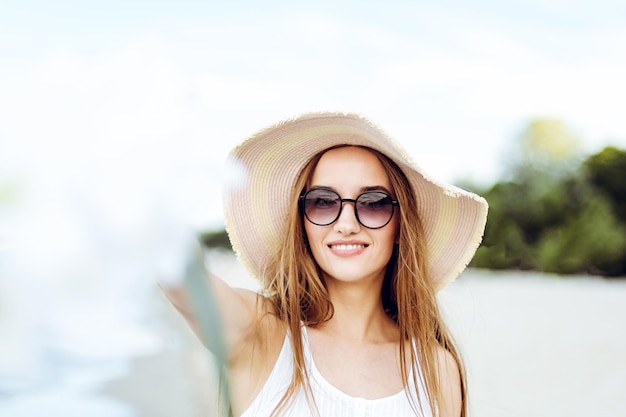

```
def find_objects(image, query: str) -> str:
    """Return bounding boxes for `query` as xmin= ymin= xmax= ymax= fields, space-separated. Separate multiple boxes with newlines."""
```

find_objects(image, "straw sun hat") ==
xmin=223 ymin=112 xmax=488 ymax=291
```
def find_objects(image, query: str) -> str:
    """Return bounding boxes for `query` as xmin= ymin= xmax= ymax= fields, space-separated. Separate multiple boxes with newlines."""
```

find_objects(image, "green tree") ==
xmin=584 ymin=146 xmax=626 ymax=223
xmin=535 ymin=194 xmax=626 ymax=276
xmin=200 ymin=228 xmax=233 ymax=251
xmin=472 ymin=119 xmax=626 ymax=277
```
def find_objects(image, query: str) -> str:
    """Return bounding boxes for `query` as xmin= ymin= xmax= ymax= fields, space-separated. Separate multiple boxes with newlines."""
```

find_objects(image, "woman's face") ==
xmin=304 ymin=146 xmax=399 ymax=286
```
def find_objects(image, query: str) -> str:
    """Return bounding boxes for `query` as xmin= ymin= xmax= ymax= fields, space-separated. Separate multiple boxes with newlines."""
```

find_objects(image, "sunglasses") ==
xmin=299 ymin=187 xmax=399 ymax=229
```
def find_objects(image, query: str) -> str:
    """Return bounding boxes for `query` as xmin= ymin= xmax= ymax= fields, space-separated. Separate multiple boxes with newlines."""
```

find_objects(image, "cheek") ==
xmin=304 ymin=222 xmax=331 ymax=266
xmin=304 ymin=221 xmax=322 ymax=251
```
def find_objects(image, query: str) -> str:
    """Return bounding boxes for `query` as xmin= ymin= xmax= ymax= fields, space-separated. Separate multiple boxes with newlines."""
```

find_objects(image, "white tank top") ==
xmin=240 ymin=327 xmax=433 ymax=417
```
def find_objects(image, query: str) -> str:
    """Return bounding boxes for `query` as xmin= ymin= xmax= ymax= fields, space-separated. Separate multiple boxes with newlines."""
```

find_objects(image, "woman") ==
xmin=163 ymin=113 xmax=488 ymax=416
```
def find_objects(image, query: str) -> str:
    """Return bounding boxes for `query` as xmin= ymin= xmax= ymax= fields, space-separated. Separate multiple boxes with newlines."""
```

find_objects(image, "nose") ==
xmin=333 ymin=201 xmax=361 ymax=235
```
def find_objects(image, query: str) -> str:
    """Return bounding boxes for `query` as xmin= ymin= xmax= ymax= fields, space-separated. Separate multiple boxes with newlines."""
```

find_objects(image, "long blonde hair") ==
xmin=261 ymin=145 xmax=467 ymax=416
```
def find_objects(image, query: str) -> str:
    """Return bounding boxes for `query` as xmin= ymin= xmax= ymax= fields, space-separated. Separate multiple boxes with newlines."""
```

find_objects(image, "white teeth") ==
xmin=330 ymin=244 xmax=365 ymax=251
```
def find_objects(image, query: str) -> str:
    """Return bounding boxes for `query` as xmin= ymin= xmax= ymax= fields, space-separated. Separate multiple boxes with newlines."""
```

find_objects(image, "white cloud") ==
xmin=2 ymin=5 xmax=625 ymax=239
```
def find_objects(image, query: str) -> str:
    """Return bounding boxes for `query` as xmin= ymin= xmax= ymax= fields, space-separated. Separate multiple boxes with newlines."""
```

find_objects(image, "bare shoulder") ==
xmin=227 ymin=291 xmax=287 ymax=415
xmin=228 ymin=289 xmax=286 ymax=362
xmin=161 ymin=274 xmax=284 ymax=363
xmin=435 ymin=345 xmax=463 ymax=417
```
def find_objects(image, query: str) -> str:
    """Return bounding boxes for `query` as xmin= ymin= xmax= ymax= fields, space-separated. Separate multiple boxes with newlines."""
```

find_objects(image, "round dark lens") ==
xmin=304 ymin=189 xmax=341 ymax=226
xmin=356 ymin=192 xmax=394 ymax=228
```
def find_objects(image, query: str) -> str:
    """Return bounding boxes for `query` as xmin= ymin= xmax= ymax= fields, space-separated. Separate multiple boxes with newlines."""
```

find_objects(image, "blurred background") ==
xmin=1 ymin=1 xmax=625 ymax=416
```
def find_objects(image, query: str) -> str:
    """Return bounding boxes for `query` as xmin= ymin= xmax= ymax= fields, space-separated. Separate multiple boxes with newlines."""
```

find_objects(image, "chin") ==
xmin=323 ymin=268 xmax=384 ymax=284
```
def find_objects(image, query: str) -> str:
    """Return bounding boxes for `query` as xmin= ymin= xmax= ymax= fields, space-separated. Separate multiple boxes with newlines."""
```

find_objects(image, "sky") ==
xmin=1 ymin=0 xmax=626 ymax=231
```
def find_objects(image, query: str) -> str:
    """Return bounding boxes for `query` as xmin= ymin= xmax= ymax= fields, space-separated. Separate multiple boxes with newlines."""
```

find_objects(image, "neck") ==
xmin=321 ymin=278 xmax=397 ymax=342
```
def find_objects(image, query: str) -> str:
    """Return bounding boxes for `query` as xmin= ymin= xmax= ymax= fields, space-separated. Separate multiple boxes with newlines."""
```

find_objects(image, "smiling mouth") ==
xmin=329 ymin=244 xmax=368 ymax=251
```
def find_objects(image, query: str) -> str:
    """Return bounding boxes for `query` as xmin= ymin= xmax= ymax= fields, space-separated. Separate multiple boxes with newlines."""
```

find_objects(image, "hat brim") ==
xmin=223 ymin=112 xmax=488 ymax=291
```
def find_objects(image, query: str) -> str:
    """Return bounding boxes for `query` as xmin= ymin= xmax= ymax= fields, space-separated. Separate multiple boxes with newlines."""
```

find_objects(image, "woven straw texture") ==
xmin=223 ymin=112 xmax=488 ymax=291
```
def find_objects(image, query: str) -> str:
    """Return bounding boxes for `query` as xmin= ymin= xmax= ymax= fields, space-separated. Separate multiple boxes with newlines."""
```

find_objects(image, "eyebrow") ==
xmin=309 ymin=185 xmax=394 ymax=195
xmin=360 ymin=185 xmax=393 ymax=194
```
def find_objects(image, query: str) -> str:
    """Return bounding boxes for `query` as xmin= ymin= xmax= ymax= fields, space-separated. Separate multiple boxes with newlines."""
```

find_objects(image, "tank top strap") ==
xmin=242 ymin=325 xmax=434 ymax=416
xmin=239 ymin=333 xmax=293 ymax=417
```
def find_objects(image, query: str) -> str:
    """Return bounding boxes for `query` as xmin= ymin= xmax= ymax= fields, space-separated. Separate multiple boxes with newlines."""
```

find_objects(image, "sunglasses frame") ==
xmin=299 ymin=187 xmax=399 ymax=229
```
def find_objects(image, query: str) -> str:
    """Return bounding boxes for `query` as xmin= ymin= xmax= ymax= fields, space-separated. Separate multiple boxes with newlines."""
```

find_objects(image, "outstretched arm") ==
xmin=158 ymin=244 xmax=271 ymax=364
xmin=158 ymin=241 xmax=287 ymax=416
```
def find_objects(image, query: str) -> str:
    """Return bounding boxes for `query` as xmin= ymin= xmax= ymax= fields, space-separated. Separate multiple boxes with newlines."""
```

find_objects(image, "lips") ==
xmin=329 ymin=244 xmax=367 ymax=251
xmin=327 ymin=240 xmax=369 ymax=256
